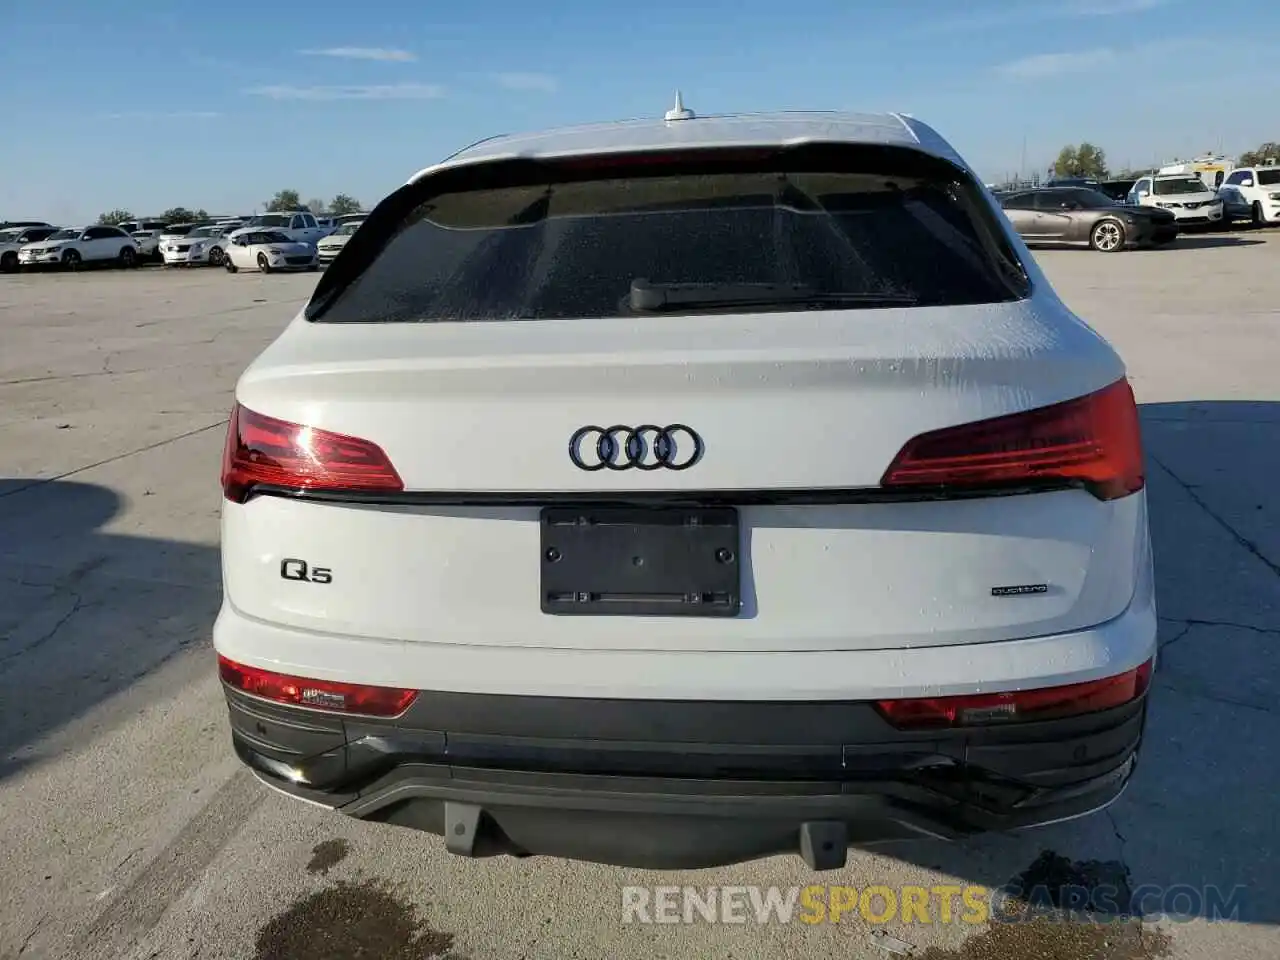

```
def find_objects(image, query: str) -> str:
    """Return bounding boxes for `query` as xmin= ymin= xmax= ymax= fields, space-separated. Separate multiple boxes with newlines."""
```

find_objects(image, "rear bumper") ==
xmin=227 ymin=684 xmax=1148 ymax=869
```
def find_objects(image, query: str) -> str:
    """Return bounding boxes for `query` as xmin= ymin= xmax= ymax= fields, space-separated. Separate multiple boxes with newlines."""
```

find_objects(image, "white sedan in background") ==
xmin=162 ymin=224 xmax=233 ymax=267
xmin=223 ymin=230 xmax=319 ymax=274
xmin=315 ymin=218 xmax=364 ymax=264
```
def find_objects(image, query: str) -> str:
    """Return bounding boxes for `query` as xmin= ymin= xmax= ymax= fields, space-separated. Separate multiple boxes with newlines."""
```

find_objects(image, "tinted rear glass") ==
xmin=1257 ymin=170 xmax=1280 ymax=186
xmin=1153 ymin=177 xmax=1205 ymax=196
xmin=313 ymin=165 xmax=1027 ymax=323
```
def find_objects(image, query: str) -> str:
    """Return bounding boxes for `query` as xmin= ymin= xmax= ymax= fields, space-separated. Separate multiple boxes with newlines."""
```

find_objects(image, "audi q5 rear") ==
xmin=214 ymin=104 xmax=1156 ymax=870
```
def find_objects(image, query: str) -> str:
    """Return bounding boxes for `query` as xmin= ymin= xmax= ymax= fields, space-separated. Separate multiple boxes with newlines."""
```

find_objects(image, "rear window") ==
xmin=311 ymin=153 xmax=1028 ymax=323
xmin=1258 ymin=170 xmax=1280 ymax=186
xmin=1153 ymin=177 xmax=1205 ymax=196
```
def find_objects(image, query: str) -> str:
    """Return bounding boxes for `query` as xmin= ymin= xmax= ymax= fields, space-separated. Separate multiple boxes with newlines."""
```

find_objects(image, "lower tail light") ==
xmin=221 ymin=403 xmax=403 ymax=503
xmin=881 ymin=378 xmax=1144 ymax=500
xmin=875 ymin=659 xmax=1153 ymax=730
xmin=218 ymin=655 xmax=418 ymax=717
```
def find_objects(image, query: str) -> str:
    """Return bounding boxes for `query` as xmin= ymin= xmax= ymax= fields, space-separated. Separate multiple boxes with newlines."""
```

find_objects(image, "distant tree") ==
xmin=1053 ymin=142 xmax=1109 ymax=179
xmin=306 ymin=197 xmax=327 ymax=216
xmin=265 ymin=189 xmax=303 ymax=212
xmin=161 ymin=207 xmax=204 ymax=224
xmin=329 ymin=194 xmax=362 ymax=216
xmin=98 ymin=209 xmax=134 ymax=226
xmin=1239 ymin=142 xmax=1280 ymax=166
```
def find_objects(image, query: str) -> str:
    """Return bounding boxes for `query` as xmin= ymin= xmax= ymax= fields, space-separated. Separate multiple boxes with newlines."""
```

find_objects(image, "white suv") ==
xmin=1217 ymin=166 xmax=1280 ymax=226
xmin=214 ymin=104 xmax=1157 ymax=871
xmin=1127 ymin=174 xmax=1224 ymax=227
xmin=17 ymin=225 xmax=139 ymax=270
xmin=1 ymin=225 xmax=58 ymax=272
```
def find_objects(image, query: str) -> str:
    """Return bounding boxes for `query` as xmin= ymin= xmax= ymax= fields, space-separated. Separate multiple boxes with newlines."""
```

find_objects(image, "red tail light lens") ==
xmin=218 ymin=655 xmax=418 ymax=717
xmin=221 ymin=403 xmax=403 ymax=503
xmin=875 ymin=659 xmax=1153 ymax=730
xmin=881 ymin=379 xmax=1144 ymax=501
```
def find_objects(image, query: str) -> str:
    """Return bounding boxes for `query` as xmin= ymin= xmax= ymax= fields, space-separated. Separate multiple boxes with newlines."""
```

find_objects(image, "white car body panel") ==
xmin=224 ymin=303 xmax=1135 ymax=661
xmin=215 ymin=110 xmax=1156 ymax=701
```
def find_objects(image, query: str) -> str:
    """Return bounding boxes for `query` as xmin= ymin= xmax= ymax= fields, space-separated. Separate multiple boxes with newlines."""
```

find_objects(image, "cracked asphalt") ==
xmin=2 ymin=236 xmax=1279 ymax=960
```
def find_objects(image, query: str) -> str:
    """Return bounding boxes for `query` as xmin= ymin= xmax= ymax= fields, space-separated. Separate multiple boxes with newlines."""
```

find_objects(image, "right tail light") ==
xmin=881 ymin=378 xmax=1144 ymax=501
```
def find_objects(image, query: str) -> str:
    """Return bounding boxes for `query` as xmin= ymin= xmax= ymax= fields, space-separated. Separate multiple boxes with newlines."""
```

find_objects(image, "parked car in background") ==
xmin=335 ymin=213 xmax=368 ymax=225
xmin=1000 ymin=186 xmax=1177 ymax=251
xmin=229 ymin=212 xmax=330 ymax=245
xmin=1045 ymin=176 xmax=1101 ymax=190
xmin=1098 ymin=179 xmax=1137 ymax=203
xmin=223 ymin=229 xmax=319 ymax=273
xmin=1126 ymin=175 xmax=1223 ymax=228
xmin=1217 ymin=166 xmax=1280 ymax=227
xmin=1 ymin=224 xmax=58 ymax=272
xmin=316 ymin=218 xmax=364 ymax=264
xmin=17 ymin=225 xmax=139 ymax=269
xmin=117 ymin=219 xmax=169 ymax=236
xmin=162 ymin=224 xmax=233 ymax=267
xmin=131 ymin=230 xmax=162 ymax=260
xmin=156 ymin=222 xmax=206 ymax=251
xmin=1 ymin=220 xmax=54 ymax=230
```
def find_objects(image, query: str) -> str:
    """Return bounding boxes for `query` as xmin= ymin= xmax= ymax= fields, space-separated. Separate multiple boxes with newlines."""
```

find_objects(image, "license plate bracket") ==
xmin=540 ymin=505 xmax=741 ymax=617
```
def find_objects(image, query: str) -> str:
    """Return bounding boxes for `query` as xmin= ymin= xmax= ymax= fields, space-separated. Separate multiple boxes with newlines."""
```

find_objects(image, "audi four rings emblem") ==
xmin=568 ymin=424 xmax=704 ymax=471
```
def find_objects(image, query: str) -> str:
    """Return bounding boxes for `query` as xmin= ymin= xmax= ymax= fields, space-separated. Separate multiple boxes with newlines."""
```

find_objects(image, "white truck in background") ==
xmin=227 ymin=211 xmax=331 ymax=246
xmin=1155 ymin=154 xmax=1237 ymax=191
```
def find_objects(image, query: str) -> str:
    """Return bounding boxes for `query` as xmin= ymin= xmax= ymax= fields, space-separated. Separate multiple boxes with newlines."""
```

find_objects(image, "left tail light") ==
xmin=218 ymin=655 xmax=418 ymax=717
xmin=221 ymin=403 xmax=403 ymax=503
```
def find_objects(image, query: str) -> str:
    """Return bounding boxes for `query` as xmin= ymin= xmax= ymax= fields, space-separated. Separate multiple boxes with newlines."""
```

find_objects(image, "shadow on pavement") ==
xmin=0 ymin=478 xmax=221 ymax=782
xmin=1162 ymin=235 xmax=1267 ymax=250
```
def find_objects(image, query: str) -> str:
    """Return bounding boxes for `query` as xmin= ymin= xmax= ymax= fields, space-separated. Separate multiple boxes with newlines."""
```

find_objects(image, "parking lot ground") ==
xmin=2 ymin=237 xmax=1279 ymax=960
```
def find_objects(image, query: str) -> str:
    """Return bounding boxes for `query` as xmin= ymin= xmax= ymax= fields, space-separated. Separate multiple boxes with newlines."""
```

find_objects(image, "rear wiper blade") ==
xmin=628 ymin=279 xmax=917 ymax=312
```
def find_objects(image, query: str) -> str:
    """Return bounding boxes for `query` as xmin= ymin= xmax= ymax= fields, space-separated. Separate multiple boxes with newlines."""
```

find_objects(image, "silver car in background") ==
xmin=316 ymin=218 xmax=365 ymax=265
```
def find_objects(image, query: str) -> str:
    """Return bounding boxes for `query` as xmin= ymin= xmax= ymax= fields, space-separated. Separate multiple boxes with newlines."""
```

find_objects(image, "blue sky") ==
xmin=2 ymin=0 xmax=1275 ymax=223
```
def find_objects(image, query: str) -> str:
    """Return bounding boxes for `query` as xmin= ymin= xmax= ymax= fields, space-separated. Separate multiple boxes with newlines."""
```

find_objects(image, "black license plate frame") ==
xmin=540 ymin=505 xmax=741 ymax=617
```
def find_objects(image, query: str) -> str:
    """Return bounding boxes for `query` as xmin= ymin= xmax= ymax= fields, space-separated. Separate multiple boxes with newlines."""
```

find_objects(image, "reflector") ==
xmin=218 ymin=655 xmax=418 ymax=717
xmin=875 ymin=659 xmax=1153 ymax=729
